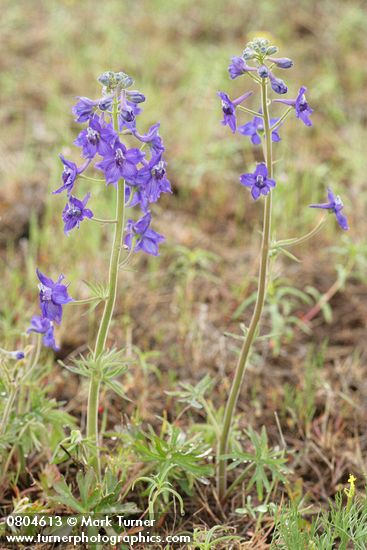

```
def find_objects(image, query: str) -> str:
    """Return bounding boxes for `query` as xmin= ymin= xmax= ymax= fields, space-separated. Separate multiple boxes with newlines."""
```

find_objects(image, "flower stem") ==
xmin=238 ymin=105 xmax=264 ymax=118
xmin=273 ymin=215 xmax=327 ymax=248
xmin=217 ymin=78 xmax=273 ymax=501
xmin=90 ymin=217 xmax=117 ymax=224
xmin=86 ymin=98 xmax=126 ymax=478
xmin=270 ymin=106 xmax=292 ymax=132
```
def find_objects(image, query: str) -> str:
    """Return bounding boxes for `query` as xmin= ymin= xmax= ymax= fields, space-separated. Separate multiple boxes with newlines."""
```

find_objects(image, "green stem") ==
xmin=238 ymin=105 xmax=263 ymax=117
xmin=86 ymin=98 xmax=126 ymax=478
xmin=217 ymin=79 xmax=273 ymax=501
xmin=270 ymin=106 xmax=292 ymax=132
xmin=274 ymin=215 xmax=327 ymax=248
xmin=79 ymin=175 xmax=106 ymax=182
xmin=224 ymin=463 xmax=253 ymax=501
xmin=90 ymin=217 xmax=117 ymax=225
xmin=0 ymin=385 xmax=17 ymax=436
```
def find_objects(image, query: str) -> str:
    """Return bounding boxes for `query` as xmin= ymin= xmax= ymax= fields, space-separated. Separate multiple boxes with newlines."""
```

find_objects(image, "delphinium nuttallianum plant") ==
xmin=216 ymin=38 xmax=349 ymax=501
xmin=27 ymin=71 xmax=171 ymax=478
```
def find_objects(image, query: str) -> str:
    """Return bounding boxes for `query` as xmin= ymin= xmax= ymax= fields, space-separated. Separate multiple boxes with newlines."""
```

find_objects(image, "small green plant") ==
xmin=271 ymin=476 xmax=367 ymax=549
xmin=186 ymin=525 xmax=242 ymax=549
xmin=224 ymin=426 xmax=289 ymax=503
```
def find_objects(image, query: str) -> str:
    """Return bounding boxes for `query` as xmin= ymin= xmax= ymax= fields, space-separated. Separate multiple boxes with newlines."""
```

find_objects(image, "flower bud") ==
xmin=269 ymin=72 xmax=288 ymax=94
xmin=258 ymin=65 xmax=269 ymax=78
xmin=266 ymin=46 xmax=278 ymax=56
xmin=98 ymin=97 xmax=113 ymax=111
xmin=268 ymin=57 xmax=293 ymax=69
xmin=98 ymin=71 xmax=115 ymax=87
xmin=243 ymin=47 xmax=256 ymax=60
xmin=98 ymin=71 xmax=134 ymax=92
xmin=126 ymin=90 xmax=146 ymax=104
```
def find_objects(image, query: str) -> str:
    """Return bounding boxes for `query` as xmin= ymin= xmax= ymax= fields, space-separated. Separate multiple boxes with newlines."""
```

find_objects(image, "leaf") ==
xmin=105 ymin=379 xmax=130 ymax=400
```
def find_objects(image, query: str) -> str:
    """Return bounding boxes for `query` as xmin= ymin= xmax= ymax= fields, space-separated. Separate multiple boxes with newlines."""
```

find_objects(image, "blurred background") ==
xmin=0 ymin=0 xmax=367 ymax=501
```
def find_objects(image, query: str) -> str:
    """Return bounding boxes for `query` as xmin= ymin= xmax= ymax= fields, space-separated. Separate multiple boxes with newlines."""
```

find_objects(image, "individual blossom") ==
xmin=0 ymin=349 xmax=25 ymax=360
xmin=53 ymin=155 xmax=90 ymax=195
xmin=37 ymin=269 xmax=73 ymax=324
xmin=53 ymin=155 xmax=78 ymax=195
xmin=238 ymin=113 xmax=281 ymax=145
xmin=62 ymin=193 xmax=93 ymax=234
xmin=124 ymin=212 xmax=164 ymax=256
xmin=119 ymin=96 xmax=142 ymax=130
xmin=274 ymin=86 xmax=313 ymax=126
xmin=134 ymin=154 xmax=172 ymax=207
xmin=27 ymin=315 xmax=58 ymax=350
xmin=228 ymin=56 xmax=256 ymax=79
xmin=217 ymin=91 xmax=253 ymax=133
xmin=74 ymin=116 xmax=117 ymax=159
xmin=268 ymin=72 xmax=288 ymax=94
xmin=309 ymin=187 xmax=349 ymax=230
xmin=95 ymin=140 xmax=145 ymax=186
xmin=72 ymin=97 xmax=99 ymax=123
xmin=239 ymin=162 xmax=276 ymax=200
xmin=133 ymin=123 xmax=165 ymax=155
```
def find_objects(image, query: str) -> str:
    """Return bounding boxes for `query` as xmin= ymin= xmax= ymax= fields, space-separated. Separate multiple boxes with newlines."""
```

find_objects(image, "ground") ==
xmin=0 ymin=1 xmax=367 ymax=548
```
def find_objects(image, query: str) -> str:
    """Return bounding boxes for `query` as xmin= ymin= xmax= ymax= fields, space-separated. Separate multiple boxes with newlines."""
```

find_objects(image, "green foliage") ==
xmin=132 ymin=423 xmax=213 ymax=488
xmin=225 ymin=426 xmax=290 ymax=502
xmin=167 ymin=374 xmax=216 ymax=411
xmin=133 ymin=465 xmax=185 ymax=521
xmin=61 ymin=348 xmax=129 ymax=398
xmin=185 ymin=525 xmax=242 ymax=549
xmin=49 ymin=469 xmax=139 ymax=516
xmin=271 ymin=486 xmax=367 ymax=549
xmin=233 ymin=277 xmax=320 ymax=356
xmin=281 ymin=345 xmax=325 ymax=437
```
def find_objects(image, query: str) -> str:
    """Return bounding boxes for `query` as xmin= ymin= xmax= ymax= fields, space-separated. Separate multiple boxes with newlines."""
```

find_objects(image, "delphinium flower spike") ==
xmin=28 ymin=69 xmax=171 ymax=479
xmin=215 ymin=36 xmax=348 ymax=502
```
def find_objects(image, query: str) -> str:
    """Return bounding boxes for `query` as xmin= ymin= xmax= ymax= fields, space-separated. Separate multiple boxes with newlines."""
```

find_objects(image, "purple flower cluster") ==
xmin=53 ymin=71 xmax=170 ymax=249
xmin=29 ymin=71 xmax=170 ymax=351
xmin=217 ymin=38 xmax=349 ymax=231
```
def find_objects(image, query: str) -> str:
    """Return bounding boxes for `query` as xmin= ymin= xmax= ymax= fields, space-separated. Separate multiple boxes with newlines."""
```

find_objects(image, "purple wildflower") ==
xmin=74 ymin=116 xmax=117 ymax=159
xmin=36 ymin=269 xmax=73 ymax=324
xmin=9 ymin=350 xmax=25 ymax=360
xmin=62 ymin=193 xmax=93 ymax=234
xmin=268 ymin=57 xmax=293 ymax=69
xmin=239 ymin=162 xmax=276 ymax=200
xmin=274 ymin=86 xmax=313 ymax=126
xmin=238 ymin=114 xmax=281 ymax=145
xmin=53 ymin=155 xmax=78 ymax=195
xmin=124 ymin=212 xmax=164 ymax=256
xmin=217 ymin=91 xmax=253 ymax=133
xmin=133 ymin=123 xmax=165 ymax=155
xmin=95 ymin=140 xmax=145 ymax=186
xmin=72 ymin=97 xmax=98 ymax=122
xmin=309 ymin=187 xmax=349 ymax=231
xmin=134 ymin=154 xmax=172 ymax=206
xmin=119 ymin=97 xmax=142 ymax=130
xmin=269 ymin=72 xmax=288 ymax=94
xmin=228 ymin=56 xmax=256 ymax=79
xmin=27 ymin=315 xmax=58 ymax=350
